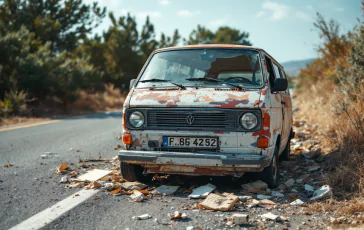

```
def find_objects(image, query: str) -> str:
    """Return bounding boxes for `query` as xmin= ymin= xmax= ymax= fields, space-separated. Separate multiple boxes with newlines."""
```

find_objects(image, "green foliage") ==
xmin=0 ymin=0 xmax=250 ymax=115
xmin=187 ymin=25 xmax=252 ymax=46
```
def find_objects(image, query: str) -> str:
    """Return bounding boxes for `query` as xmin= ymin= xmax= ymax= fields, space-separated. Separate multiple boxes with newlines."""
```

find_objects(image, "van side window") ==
xmin=265 ymin=56 xmax=275 ymax=86
xmin=273 ymin=63 xmax=282 ymax=79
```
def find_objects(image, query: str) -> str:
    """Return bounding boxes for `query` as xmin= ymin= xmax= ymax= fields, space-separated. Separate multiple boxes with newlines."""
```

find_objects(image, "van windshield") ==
xmin=136 ymin=49 xmax=263 ymax=89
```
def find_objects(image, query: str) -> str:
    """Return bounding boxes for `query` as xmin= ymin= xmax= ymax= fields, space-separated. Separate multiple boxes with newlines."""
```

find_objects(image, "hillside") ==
xmin=281 ymin=58 xmax=316 ymax=76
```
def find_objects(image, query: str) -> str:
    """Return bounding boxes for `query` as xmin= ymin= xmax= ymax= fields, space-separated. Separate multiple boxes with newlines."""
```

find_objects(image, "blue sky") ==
xmin=87 ymin=0 xmax=362 ymax=63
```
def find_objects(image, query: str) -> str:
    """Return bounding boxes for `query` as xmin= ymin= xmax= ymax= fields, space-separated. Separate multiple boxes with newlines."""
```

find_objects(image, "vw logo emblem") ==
xmin=186 ymin=115 xmax=195 ymax=125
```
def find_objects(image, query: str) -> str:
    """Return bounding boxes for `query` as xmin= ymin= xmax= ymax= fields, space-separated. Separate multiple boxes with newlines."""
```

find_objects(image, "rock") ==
xmin=231 ymin=213 xmax=249 ymax=224
xmin=85 ymin=181 xmax=102 ymax=189
xmin=239 ymin=195 xmax=253 ymax=202
xmin=170 ymin=211 xmax=187 ymax=220
xmin=260 ymin=199 xmax=277 ymax=206
xmin=300 ymin=148 xmax=321 ymax=159
xmin=307 ymin=166 xmax=321 ymax=172
xmin=261 ymin=212 xmax=278 ymax=220
xmin=304 ymin=184 xmax=315 ymax=192
xmin=295 ymin=178 xmax=304 ymax=184
xmin=257 ymin=194 xmax=272 ymax=200
xmin=277 ymin=183 xmax=288 ymax=190
xmin=280 ymin=161 xmax=296 ymax=168
xmin=290 ymin=199 xmax=304 ymax=206
xmin=199 ymin=193 xmax=239 ymax=211
xmin=60 ymin=176 xmax=68 ymax=183
xmin=121 ymin=181 xmax=147 ymax=190
xmin=188 ymin=183 xmax=216 ymax=199
xmin=310 ymin=185 xmax=332 ymax=201
xmin=284 ymin=179 xmax=295 ymax=188
xmin=69 ymin=182 xmax=85 ymax=188
xmin=272 ymin=191 xmax=284 ymax=197
xmin=241 ymin=180 xmax=268 ymax=193
xmin=132 ymin=214 xmax=152 ymax=220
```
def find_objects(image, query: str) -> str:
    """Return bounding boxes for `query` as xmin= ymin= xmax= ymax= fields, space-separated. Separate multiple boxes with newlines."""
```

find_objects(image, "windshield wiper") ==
xmin=186 ymin=77 xmax=243 ymax=90
xmin=140 ymin=78 xmax=186 ymax=90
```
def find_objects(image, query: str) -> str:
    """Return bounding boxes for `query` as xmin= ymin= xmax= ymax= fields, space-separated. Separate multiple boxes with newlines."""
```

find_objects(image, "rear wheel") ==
xmin=120 ymin=162 xmax=152 ymax=183
xmin=280 ymin=139 xmax=291 ymax=161
xmin=260 ymin=146 xmax=279 ymax=188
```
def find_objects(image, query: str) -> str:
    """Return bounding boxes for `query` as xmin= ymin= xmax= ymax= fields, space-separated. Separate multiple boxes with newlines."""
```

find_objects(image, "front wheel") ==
xmin=260 ymin=146 xmax=279 ymax=188
xmin=120 ymin=162 xmax=152 ymax=183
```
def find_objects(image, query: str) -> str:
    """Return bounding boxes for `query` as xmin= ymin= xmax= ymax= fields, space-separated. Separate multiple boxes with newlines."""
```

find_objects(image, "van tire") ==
xmin=120 ymin=162 xmax=152 ymax=182
xmin=280 ymin=140 xmax=290 ymax=161
xmin=260 ymin=146 xmax=279 ymax=188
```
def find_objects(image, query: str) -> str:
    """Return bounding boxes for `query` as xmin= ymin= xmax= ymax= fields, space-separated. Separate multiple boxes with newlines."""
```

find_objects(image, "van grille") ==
xmin=147 ymin=109 xmax=238 ymax=130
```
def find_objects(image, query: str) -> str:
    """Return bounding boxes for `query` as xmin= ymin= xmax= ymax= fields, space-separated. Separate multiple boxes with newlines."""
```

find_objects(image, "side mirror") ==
xmin=129 ymin=79 xmax=136 ymax=90
xmin=271 ymin=78 xmax=288 ymax=92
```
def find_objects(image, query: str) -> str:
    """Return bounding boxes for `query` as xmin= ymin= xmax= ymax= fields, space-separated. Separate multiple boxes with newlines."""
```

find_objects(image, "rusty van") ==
xmin=118 ymin=44 xmax=293 ymax=187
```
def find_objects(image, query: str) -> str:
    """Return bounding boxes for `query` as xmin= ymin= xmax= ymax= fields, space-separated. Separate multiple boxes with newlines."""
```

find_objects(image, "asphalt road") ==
xmin=0 ymin=111 xmax=332 ymax=230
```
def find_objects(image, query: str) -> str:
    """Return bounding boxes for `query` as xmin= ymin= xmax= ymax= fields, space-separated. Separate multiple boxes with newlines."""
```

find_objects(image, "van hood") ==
xmin=128 ymin=88 xmax=267 ymax=108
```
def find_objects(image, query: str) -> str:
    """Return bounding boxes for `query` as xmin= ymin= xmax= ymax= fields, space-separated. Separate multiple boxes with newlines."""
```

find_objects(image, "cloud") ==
xmin=307 ymin=5 xmax=314 ymax=11
xmin=336 ymin=7 xmax=344 ymax=12
xmin=159 ymin=0 xmax=170 ymax=5
xmin=256 ymin=11 xmax=266 ymax=18
xmin=260 ymin=1 xmax=290 ymax=20
xmin=208 ymin=19 xmax=229 ymax=27
xmin=296 ymin=11 xmax=312 ymax=21
xmin=177 ymin=10 xmax=200 ymax=17
xmin=136 ymin=11 xmax=162 ymax=19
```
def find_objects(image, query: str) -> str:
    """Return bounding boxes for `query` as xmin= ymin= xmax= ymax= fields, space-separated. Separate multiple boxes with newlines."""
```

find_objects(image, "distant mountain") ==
xmin=281 ymin=58 xmax=316 ymax=76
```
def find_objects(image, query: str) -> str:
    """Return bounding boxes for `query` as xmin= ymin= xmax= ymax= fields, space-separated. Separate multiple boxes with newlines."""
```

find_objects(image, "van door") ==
xmin=272 ymin=63 xmax=290 ymax=150
xmin=266 ymin=57 xmax=283 ymax=150
xmin=280 ymin=69 xmax=293 ymax=143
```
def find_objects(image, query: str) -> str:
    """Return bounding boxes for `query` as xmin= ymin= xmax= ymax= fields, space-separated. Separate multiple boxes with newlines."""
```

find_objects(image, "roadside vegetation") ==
xmin=0 ymin=0 xmax=252 ymax=125
xmin=295 ymin=3 xmax=364 ymax=213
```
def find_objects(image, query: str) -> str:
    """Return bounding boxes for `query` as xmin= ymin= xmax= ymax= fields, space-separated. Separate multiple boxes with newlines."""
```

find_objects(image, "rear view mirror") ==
xmin=129 ymin=79 xmax=136 ymax=90
xmin=271 ymin=78 xmax=288 ymax=92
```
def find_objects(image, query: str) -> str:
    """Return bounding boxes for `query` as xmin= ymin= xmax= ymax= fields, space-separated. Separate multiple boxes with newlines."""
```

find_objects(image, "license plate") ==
xmin=163 ymin=136 xmax=218 ymax=148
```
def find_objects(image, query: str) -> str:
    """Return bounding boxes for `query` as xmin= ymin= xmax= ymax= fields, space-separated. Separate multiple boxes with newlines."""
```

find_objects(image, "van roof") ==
xmin=154 ymin=44 xmax=283 ymax=69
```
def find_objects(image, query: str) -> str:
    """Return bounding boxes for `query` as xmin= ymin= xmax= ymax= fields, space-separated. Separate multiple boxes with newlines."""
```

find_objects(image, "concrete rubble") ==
xmin=49 ymin=118 xmax=364 ymax=229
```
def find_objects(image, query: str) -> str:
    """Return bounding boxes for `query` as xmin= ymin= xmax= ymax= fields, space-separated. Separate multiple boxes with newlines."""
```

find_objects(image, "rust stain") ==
xmin=253 ymin=111 xmax=271 ymax=138
xmin=131 ymin=137 xmax=143 ymax=147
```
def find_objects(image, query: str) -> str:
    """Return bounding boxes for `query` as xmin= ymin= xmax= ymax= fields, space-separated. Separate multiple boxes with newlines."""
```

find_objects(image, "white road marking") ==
xmin=9 ymin=189 xmax=100 ymax=230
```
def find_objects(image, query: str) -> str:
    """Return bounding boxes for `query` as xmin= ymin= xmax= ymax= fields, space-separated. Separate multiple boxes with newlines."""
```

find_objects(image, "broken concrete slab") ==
xmin=121 ymin=181 xmax=147 ymax=190
xmin=76 ymin=169 xmax=111 ymax=182
xmin=199 ymin=193 xmax=239 ymax=211
xmin=69 ymin=182 xmax=85 ymax=188
xmin=260 ymin=199 xmax=277 ymax=206
xmin=310 ymin=185 xmax=332 ymax=201
xmin=130 ymin=190 xmax=144 ymax=202
xmin=231 ymin=213 xmax=249 ymax=224
xmin=153 ymin=185 xmax=179 ymax=195
xmin=241 ymin=180 xmax=268 ymax=193
xmin=261 ymin=212 xmax=278 ymax=220
xmin=188 ymin=183 xmax=216 ymax=199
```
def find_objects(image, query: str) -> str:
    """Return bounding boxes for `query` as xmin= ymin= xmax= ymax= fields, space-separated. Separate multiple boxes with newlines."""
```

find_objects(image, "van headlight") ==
xmin=240 ymin=112 xmax=258 ymax=130
xmin=129 ymin=111 xmax=145 ymax=128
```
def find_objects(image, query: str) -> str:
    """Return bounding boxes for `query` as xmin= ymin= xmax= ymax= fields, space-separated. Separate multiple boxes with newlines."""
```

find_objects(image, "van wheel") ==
xmin=260 ymin=146 xmax=279 ymax=188
xmin=120 ymin=162 xmax=152 ymax=183
xmin=280 ymin=140 xmax=290 ymax=161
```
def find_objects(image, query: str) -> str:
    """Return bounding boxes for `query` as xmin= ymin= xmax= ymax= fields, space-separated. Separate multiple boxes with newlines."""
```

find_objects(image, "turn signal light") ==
xmin=257 ymin=137 xmax=269 ymax=149
xmin=123 ymin=134 xmax=132 ymax=145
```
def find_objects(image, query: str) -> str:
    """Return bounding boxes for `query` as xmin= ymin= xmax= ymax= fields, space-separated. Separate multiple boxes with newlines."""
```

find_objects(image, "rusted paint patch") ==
xmin=253 ymin=111 xmax=271 ymax=138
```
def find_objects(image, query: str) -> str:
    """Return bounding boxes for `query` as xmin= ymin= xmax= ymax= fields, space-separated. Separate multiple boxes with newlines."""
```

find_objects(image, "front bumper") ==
xmin=118 ymin=149 xmax=273 ymax=175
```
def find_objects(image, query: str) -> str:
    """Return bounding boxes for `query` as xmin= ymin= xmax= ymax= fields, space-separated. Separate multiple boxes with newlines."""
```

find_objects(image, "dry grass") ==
xmin=0 ymin=116 xmax=50 ymax=126
xmin=70 ymin=83 xmax=126 ymax=112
